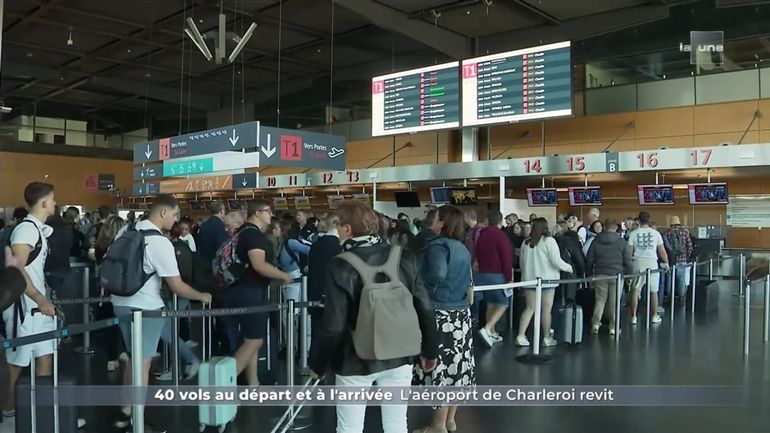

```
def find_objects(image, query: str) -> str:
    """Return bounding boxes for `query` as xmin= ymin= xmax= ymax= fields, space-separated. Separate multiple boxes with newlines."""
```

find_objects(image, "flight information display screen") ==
xmin=371 ymin=62 xmax=460 ymax=136
xmin=527 ymin=188 xmax=558 ymax=207
xmin=689 ymin=183 xmax=728 ymax=205
xmin=568 ymin=186 xmax=602 ymax=206
xmin=461 ymin=41 xmax=572 ymax=127
xmin=637 ymin=185 xmax=675 ymax=205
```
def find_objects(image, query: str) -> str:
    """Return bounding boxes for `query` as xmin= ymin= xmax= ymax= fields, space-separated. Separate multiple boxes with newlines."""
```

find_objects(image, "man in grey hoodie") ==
xmin=585 ymin=220 xmax=633 ymax=335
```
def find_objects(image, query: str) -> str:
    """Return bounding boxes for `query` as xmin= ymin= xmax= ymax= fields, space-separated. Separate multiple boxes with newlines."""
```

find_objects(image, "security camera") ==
xmin=0 ymin=106 xmax=12 ymax=114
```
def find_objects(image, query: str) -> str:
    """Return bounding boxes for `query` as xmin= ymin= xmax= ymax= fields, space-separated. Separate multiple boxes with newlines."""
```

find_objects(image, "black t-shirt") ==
xmin=235 ymin=223 xmax=274 ymax=289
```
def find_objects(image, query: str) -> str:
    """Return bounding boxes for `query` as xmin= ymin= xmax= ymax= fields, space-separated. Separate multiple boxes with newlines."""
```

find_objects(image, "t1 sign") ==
xmin=259 ymin=126 xmax=346 ymax=171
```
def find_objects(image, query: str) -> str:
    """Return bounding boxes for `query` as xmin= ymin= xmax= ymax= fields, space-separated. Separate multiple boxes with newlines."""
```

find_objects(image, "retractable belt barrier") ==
xmin=1 ymin=314 xmax=132 ymax=351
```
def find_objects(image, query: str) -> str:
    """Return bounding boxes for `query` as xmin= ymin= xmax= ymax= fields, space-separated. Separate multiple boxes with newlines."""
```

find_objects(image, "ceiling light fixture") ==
xmin=185 ymin=18 xmax=213 ymax=61
xmin=228 ymin=22 xmax=258 ymax=64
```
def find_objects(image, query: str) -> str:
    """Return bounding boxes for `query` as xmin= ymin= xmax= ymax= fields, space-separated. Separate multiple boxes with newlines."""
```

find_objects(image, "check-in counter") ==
xmin=718 ymin=248 xmax=770 ymax=279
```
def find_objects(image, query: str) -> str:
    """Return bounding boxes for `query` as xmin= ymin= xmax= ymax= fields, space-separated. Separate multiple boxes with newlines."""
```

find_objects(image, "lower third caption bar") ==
xmin=17 ymin=385 xmax=745 ymax=407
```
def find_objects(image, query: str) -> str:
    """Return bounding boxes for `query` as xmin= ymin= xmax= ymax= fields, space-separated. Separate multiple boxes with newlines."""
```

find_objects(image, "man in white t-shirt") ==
xmin=628 ymin=211 xmax=670 ymax=326
xmin=111 ymin=194 xmax=211 ymax=430
xmin=2 ymin=182 xmax=57 ymax=419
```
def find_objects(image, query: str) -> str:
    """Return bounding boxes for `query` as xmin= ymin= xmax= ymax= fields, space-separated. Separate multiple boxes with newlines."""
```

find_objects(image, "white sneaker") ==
xmin=591 ymin=324 xmax=600 ymax=334
xmin=609 ymin=328 xmax=621 ymax=336
xmin=515 ymin=335 xmax=530 ymax=347
xmin=155 ymin=370 xmax=173 ymax=381
xmin=107 ymin=360 xmax=119 ymax=372
xmin=652 ymin=315 xmax=663 ymax=324
xmin=77 ymin=418 xmax=86 ymax=429
xmin=184 ymin=340 xmax=199 ymax=348
xmin=631 ymin=316 xmax=638 ymax=325
xmin=478 ymin=328 xmax=496 ymax=348
xmin=0 ymin=414 xmax=14 ymax=433
xmin=542 ymin=337 xmax=558 ymax=347
xmin=490 ymin=332 xmax=503 ymax=344
xmin=184 ymin=361 xmax=201 ymax=380
xmin=119 ymin=352 xmax=130 ymax=363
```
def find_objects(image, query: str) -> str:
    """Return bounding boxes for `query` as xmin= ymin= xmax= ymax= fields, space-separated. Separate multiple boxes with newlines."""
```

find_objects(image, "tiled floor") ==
xmin=1 ymin=279 xmax=769 ymax=433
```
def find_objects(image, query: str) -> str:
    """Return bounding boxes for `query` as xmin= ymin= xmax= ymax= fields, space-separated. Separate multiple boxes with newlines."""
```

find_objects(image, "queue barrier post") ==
xmin=299 ymin=277 xmax=310 ymax=375
xmin=515 ymin=278 xmax=552 ymax=365
xmin=614 ymin=273 xmax=623 ymax=340
xmin=30 ymin=348 xmax=37 ymax=433
xmin=645 ymin=269 xmax=652 ymax=331
xmin=53 ymin=314 xmax=60 ymax=433
xmin=669 ymin=264 xmax=676 ymax=322
xmin=74 ymin=265 xmax=95 ymax=355
xmin=708 ymin=257 xmax=714 ymax=281
xmin=132 ymin=310 xmax=145 ymax=433
xmin=691 ymin=263 xmax=697 ymax=315
xmin=172 ymin=293 xmax=180 ymax=387
xmin=764 ymin=275 xmax=769 ymax=344
xmin=743 ymin=282 xmax=751 ymax=357
xmin=284 ymin=299 xmax=311 ymax=431
xmin=739 ymin=254 xmax=746 ymax=298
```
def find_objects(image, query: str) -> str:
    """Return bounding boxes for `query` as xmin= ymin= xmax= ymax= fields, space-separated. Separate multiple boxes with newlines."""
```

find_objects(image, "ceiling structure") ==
xmin=2 ymin=0 xmax=770 ymax=137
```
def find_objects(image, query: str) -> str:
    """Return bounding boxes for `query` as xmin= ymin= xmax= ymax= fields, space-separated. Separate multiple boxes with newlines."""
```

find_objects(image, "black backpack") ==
xmin=100 ymin=224 xmax=163 ymax=297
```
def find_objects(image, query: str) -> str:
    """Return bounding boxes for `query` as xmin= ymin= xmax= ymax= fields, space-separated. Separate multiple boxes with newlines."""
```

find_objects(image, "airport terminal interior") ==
xmin=1 ymin=0 xmax=770 ymax=432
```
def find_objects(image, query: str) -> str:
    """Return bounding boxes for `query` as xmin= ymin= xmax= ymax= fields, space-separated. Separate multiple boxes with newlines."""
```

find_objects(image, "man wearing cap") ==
xmin=664 ymin=216 xmax=693 ymax=306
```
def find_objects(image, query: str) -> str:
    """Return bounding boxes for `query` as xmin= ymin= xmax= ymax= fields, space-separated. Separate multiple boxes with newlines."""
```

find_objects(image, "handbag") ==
xmin=466 ymin=264 xmax=475 ymax=306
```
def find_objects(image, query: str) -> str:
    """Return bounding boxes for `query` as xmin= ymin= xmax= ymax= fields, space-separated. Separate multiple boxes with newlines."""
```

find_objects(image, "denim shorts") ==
xmin=113 ymin=306 xmax=165 ymax=360
xmin=473 ymin=272 xmax=510 ymax=306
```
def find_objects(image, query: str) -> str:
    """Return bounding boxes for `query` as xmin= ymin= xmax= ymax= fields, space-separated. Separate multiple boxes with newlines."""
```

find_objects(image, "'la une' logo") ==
xmin=681 ymin=31 xmax=724 ymax=66
xmin=678 ymin=42 xmax=724 ymax=53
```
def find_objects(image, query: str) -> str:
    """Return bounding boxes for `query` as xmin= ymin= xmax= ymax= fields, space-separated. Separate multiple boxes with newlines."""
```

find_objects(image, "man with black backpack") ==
xmin=101 ymin=194 xmax=211 ymax=431
xmin=1 ymin=183 xmax=59 ymax=427
xmin=310 ymin=200 xmax=438 ymax=433
xmin=665 ymin=216 xmax=694 ymax=307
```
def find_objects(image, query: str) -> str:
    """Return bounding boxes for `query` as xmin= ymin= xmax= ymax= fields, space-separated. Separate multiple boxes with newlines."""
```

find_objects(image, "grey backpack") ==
xmin=338 ymin=245 xmax=422 ymax=360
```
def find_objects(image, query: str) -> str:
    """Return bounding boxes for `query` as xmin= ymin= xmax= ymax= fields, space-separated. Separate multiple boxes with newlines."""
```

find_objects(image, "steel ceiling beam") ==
xmin=336 ymin=0 xmax=470 ymax=59
xmin=478 ymin=4 xmax=672 ymax=54
xmin=3 ymin=0 xmax=64 ymax=36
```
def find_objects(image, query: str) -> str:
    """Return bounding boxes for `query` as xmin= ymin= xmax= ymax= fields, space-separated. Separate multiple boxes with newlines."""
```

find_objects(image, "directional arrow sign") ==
xmin=133 ymin=182 xmax=160 ymax=196
xmin=259 ymin=126 xmax=346 ymax=170
xmin=133 ymin=141 xmax=160 ymax=163
xmin=133 ymin=121 xmax=260 ymax=163
xmin=132 ymin=163 xmax=162 ymax=180
xmin=232 ymin=173 xmax=258 ymax=189
xmin=162 ymin=152 xmax=260 ymax=177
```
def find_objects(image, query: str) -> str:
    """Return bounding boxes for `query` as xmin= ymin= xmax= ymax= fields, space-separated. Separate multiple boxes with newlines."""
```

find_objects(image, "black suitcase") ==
xmin=688 ymin=279 xmax=719 ymax=314
xmin=15 ymin=375 xmax=78 ymax=433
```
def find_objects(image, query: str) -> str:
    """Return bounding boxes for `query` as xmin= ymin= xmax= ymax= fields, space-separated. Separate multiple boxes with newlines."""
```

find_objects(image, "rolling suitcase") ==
xmin=557 ymin=303 xmax=583 ymax=345
xmin=198 ymin=307 xmax=238 ymax=433
xmin=15 ymin=312 xmax=78 ymax=433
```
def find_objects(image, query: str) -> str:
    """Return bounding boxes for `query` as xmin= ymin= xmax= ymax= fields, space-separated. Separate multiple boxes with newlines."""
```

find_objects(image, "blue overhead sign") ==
xmin=133 ymin=182 xmax=160 ymax=196
xmin=233 ymin=173 xmax=258 ymax=189
xmin=133 ymin=163 xmax=162 ymax=180
xmin=133 ymin=121 xmax=260 ymax=164
xmin=259 ymin=126 xmax=346 ymax=171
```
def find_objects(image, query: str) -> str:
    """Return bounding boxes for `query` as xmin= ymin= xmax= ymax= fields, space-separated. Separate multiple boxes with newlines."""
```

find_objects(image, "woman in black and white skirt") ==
xmin=414 ymin=205 xmax=476 ymax=433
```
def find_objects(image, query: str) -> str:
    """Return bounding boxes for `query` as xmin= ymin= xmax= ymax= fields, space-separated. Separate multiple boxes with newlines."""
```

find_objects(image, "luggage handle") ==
xmin=202 ymin=303 xmax=212 ymax=362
